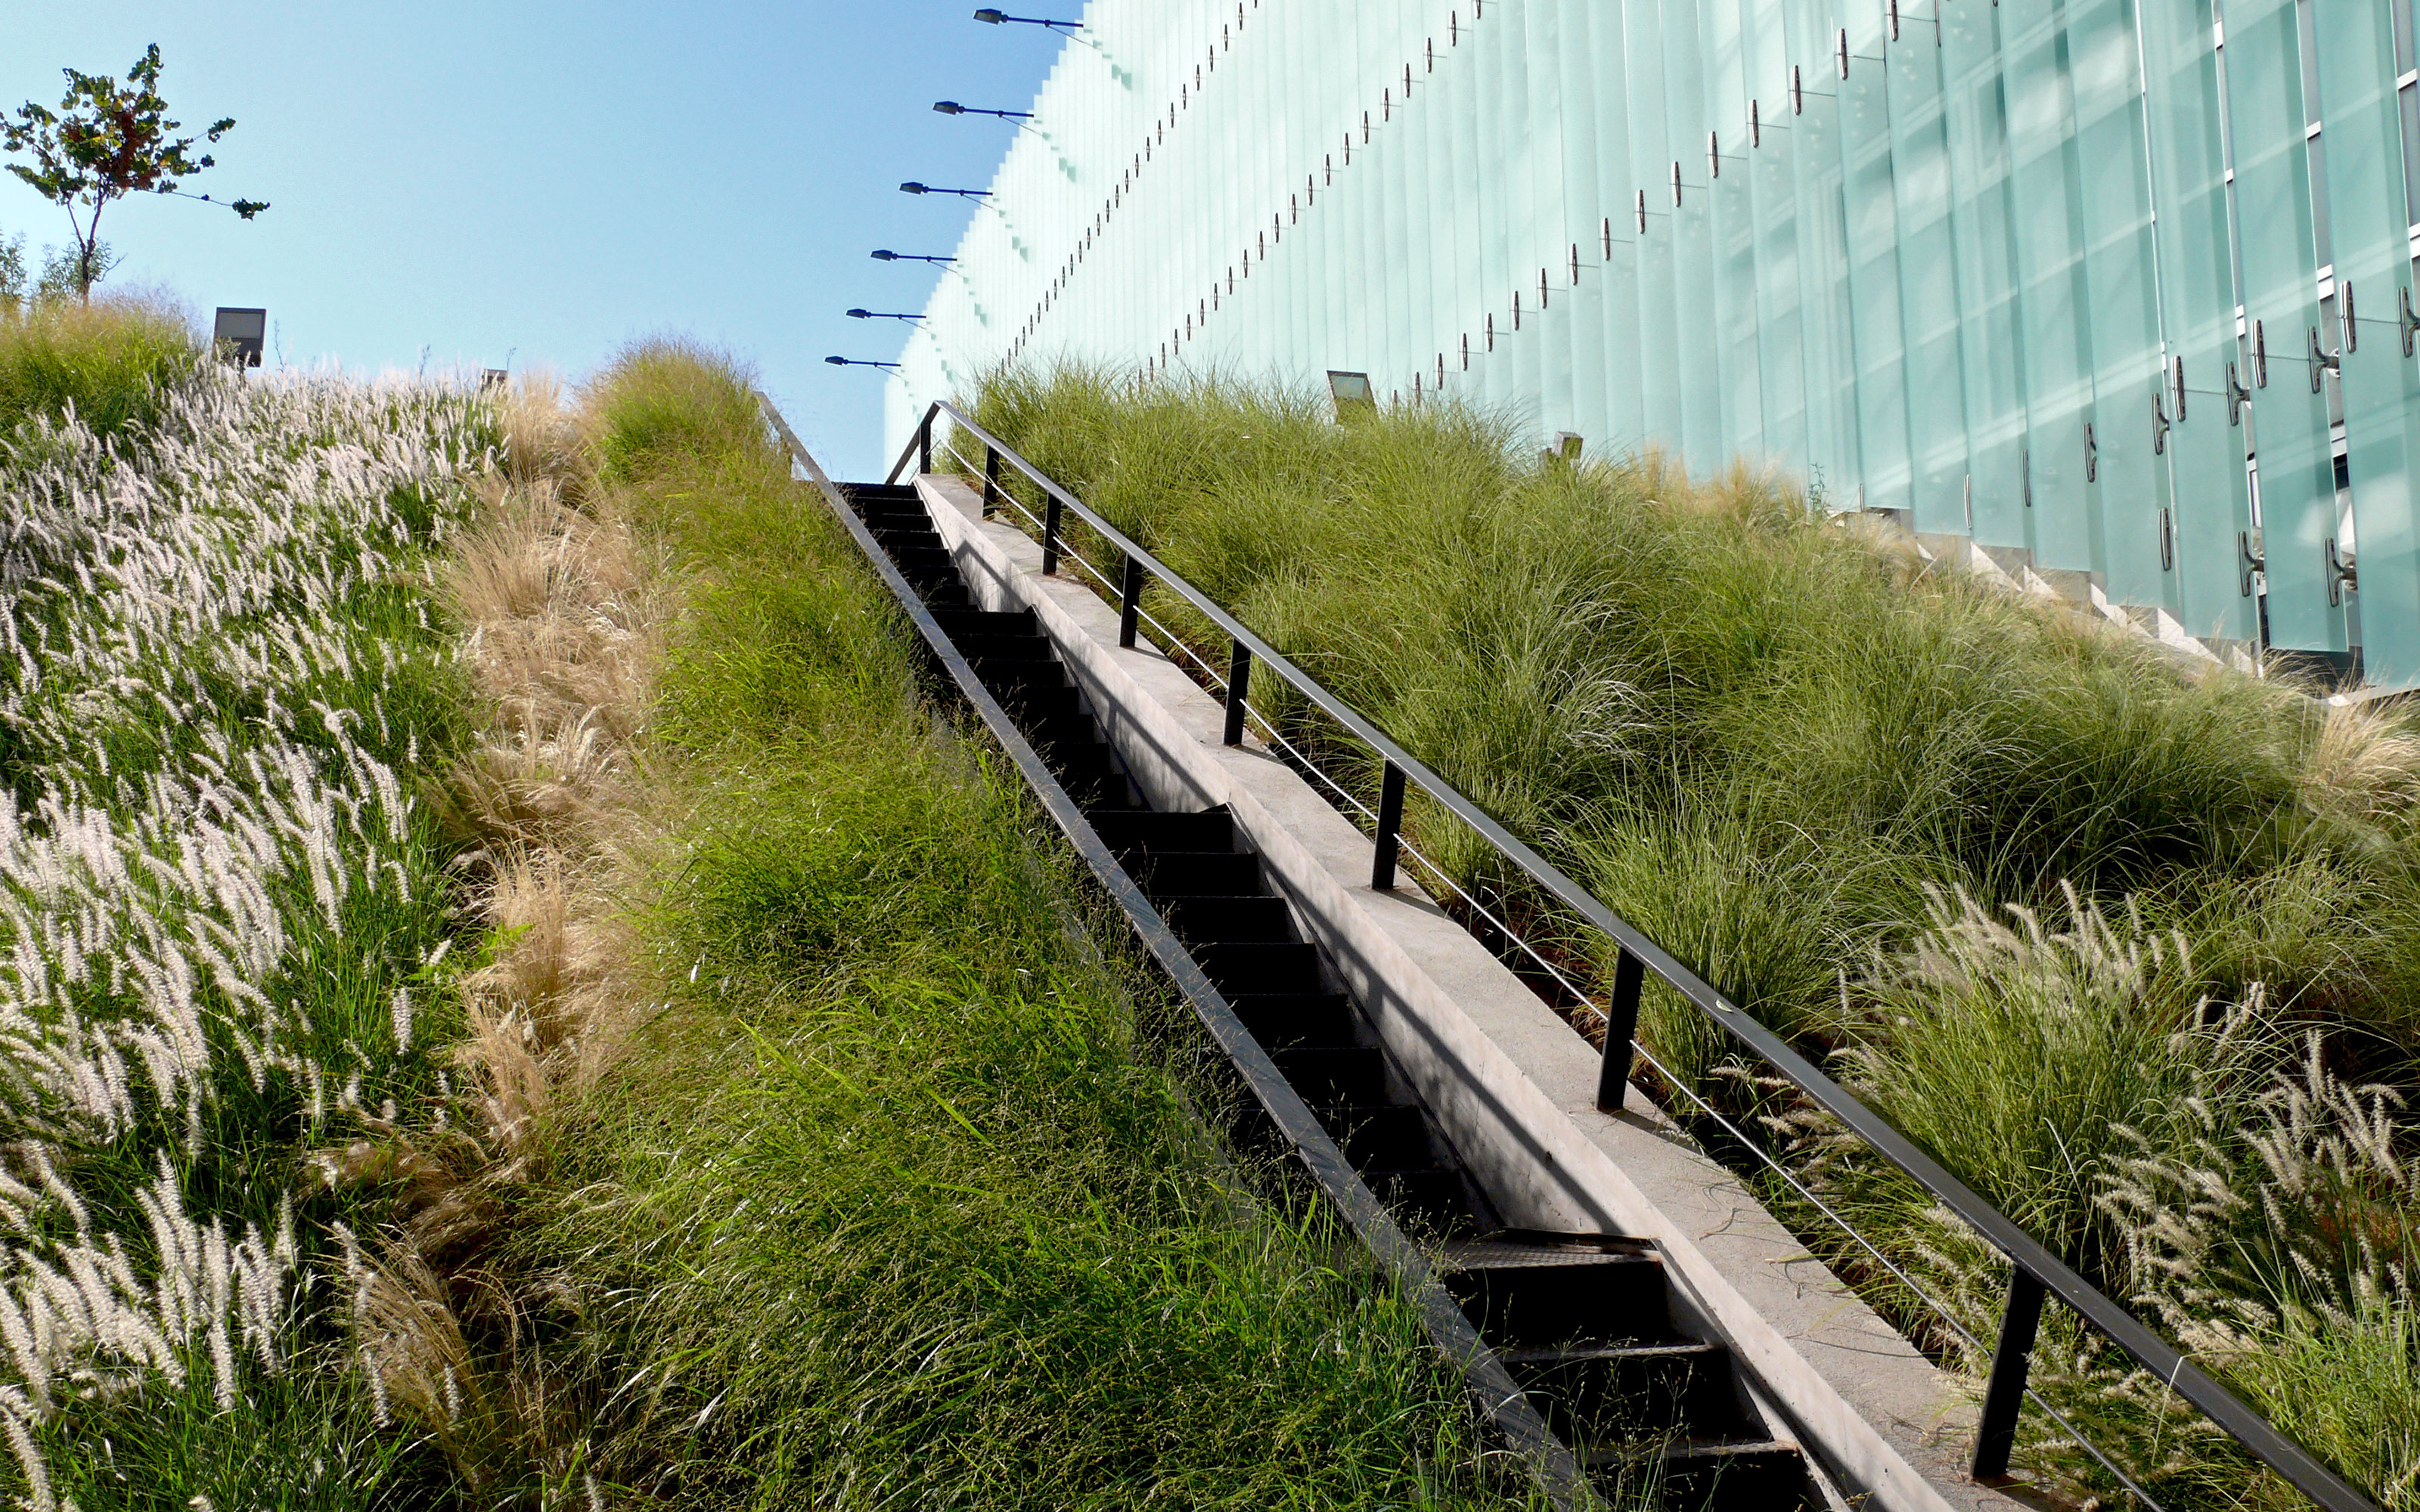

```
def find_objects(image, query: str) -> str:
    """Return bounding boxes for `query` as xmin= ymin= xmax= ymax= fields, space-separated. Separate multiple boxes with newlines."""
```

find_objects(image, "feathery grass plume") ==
xmin=494 ymin=367 xmax=587 ymax=498
xmin=2298 ymin=697 xmax=2420 ymax=836
xmin=0 ymin=339 xmax=486 ymax=1504
xmin=963 ymin=364 xmax=2420 ymax=1504
xmin=346 ymin=341 xmax=1539 ymax=1507
xmin=2080 ymin=1032 xmax=2420 ymax=1508
xmin=1838 ymin=884 xmax=2245 ymax=1269
xmin=303 ymin=364 xmax=682 ymax=1495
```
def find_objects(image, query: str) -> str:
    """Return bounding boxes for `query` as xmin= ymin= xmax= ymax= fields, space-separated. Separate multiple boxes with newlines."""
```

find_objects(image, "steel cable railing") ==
xmin=942 ymin=429 xmax=2175 ymax=1503
xmin=891 ymin=399 xmax=2384 ymax=1512
xmin=779 ymin=404 xmax=1595 ymax=1507
xmin=942 ymin=435 xmax=2176 ymax=1505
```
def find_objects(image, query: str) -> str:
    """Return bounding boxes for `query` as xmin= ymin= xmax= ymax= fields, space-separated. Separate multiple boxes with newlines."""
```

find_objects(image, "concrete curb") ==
xmin=917 ymin=474 xmax=2025 ymax=1512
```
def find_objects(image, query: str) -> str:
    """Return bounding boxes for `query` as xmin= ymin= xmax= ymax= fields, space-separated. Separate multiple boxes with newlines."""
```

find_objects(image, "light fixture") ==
xmin=827 ymin=356 xmax=901 ymax=369
xmin=1326 ymin=370 xmax=1375 ymax=417
xmin=212 ymin=307 xmax=266 ymax=368
xmin=846 ymin=308 xmax=923 ymax=323
xmin=871 ymin=249 xmax=954 ymax=264
xmin=973 ymin=8 xmax=1081 ymax=29
xmin=900 ymin=181 xmax=990 ymax=200
xmin=933 ymin=100 xmax=1035 ymax=119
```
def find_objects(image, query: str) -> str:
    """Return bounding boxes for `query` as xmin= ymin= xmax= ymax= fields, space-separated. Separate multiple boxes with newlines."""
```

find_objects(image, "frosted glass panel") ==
xmin=1840 ymin=15 xmax=1916 ymax=516
xmin=1887 ymin=20 xmax=1975 ymax=537
xmin=2225 ymin=0 xmax=2344 ymax=652
xmin=2142 ymin=0 xmax=2256 ymax=644
xmin=2313 ymin=0 xmax=2420 ymax=683
xmin=883 ymin=0 xmax=2420 ymax=687
xmin=2001 ymin=0 xmax=2096 ymax=574
xmin=1940 ymin=1 xmax=2031 ymax=551
xmin=2067 ymin=0 xmax=2168 ymax=607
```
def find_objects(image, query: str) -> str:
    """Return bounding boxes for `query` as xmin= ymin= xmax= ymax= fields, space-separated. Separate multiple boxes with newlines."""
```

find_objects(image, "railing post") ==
xmin=1118 ymin=553 xmax=1144 ymax=647
xmin=1042 ymin=495 xmax=1064 ymax=575
xmin=1223 ymin=638 xmax=1252 ymax=745
xmin=1972 ymin=1269 xmax=2047 ymax=1480
xmin=1594 ymin=949 xmax=1645 ymax=1111
xmin=919 ymin=412 xmax=933 ymax=476
xmin=982 ymin=445 xmax=1002 ymax=518
xmin=1372 ymin=761 xmax=1407 ymax=890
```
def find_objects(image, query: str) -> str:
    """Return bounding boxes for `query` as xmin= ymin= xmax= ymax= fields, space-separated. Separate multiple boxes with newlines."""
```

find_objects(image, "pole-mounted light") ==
xmin=973 ymin=8 xmax=1081 ymax=29
xmin=900 ymin=181 xmax=991 ymax=200
xmin=933 ymin=100 xmax=1035 ymax=119
xmin=871 ymin=249 xmax=955 ymax=265
xmin=846 ymin=308 xmax=923 ymax=323
xmin=826 ymin=356 xmax=901 ymax=369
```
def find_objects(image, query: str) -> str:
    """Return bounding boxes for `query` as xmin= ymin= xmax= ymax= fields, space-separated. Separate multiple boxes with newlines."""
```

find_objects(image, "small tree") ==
xmin=1 ymin=45 xmax=266 ymax=300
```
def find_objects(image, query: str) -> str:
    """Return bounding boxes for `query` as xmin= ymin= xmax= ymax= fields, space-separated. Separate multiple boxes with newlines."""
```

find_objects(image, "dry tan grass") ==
xmin=494 ymin=367 xmax=590 ymax=499
xmin=1833 ymin=508 xmax=1937 ymax=590
xmin=2301 ymin=699 xmax=2420 ymax=832
xmin=1611 ymin=440 xmax=1690 ymax=512
xmin=323 ymin=372 xmax=681 ymax=1484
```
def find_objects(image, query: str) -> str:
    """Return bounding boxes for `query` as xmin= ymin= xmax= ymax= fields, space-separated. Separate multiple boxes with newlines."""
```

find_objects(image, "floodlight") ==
xmin=213 ymin=307 xmax=266 ymax=368
xmin=974 ymin=8 xmax=1080 ymax=29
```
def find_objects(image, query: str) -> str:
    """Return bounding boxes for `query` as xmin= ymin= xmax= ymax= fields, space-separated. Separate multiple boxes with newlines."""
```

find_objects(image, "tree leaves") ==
xmin=0 ymin=42 xmax=265 ymax=299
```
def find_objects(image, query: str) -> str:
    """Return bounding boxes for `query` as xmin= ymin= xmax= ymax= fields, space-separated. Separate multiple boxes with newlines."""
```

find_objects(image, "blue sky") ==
xmin=2 ymin=1 xmax=1065 ymax=479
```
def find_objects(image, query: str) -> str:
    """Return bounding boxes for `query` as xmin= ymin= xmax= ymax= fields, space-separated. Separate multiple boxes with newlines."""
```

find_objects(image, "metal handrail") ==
xmin=889 ymin=399 xmax=2383 ymax=1512
xmin=773 ymin=402 xmax=1594 ymax=1507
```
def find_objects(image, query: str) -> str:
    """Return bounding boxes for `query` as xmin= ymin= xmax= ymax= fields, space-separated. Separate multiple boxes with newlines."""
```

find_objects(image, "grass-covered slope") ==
xmin=0 ymin=296 xmax=202 ymax=442
xmin=0 ymin=306 xmax=484 ymax=1507
xmin=374 ymin=345 xmax=1527 ymax=1508
xmin=960 ymin=367 xmax=2420 ymax=1509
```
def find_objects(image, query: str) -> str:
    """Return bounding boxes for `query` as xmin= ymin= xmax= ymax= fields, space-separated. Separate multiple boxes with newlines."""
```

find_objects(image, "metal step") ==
xmin=1088 ymin=807 xmax=1236 ymax=857
xmin=929 ymin=609 xmax=1035 ymax=640
xmin=1227 ymin=992 xmax=1359 ymax=1048
xmin=1441 ymin=1250 xmax=1676 ymax=1349
xmin=1504 ymin=1340 xmax=1741 ymax=1440
xmin=1272 ymin=1044 xmax=1388 ymax=1105
xmin=957 ymin=632 xmax=1057 ymax=664
xmin=1127 ymin=850 xmax=1267 ymax=896
xmin=1588 ymin=1437 xmax=1819 ymax=1510
xmin=843 ymin=482 xmax=1823 ymax=1510
xmin=1155 ymin=893 xmax=1295 ymax=943
xmin=1191 ymin=940 xmax=1324 ymax=996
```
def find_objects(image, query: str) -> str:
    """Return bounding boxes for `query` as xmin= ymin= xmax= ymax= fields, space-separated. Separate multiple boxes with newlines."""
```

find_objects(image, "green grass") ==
xmin=0 ymin=355 xmax=487 ymax=1506
xmin=472 ymin=344 xmax=1533 ymax=1508
xmin=0 ymin=293 xmax=200 ymax=439
xmin=955 ymin=365 xmax=2420 ymax=1508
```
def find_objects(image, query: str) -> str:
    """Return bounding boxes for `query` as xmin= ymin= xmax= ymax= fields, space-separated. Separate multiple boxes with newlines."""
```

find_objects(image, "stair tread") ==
xmin=1502 ymin=1340 xmax=1724 ymax=1365
xmin=842 ymin=504 xmax=1807 ymax=1497
xmin=1132 ymin=857 xmax=1264 ymax=895
xmin=1441 ymin=1247 xmax=1663 ymax=1272
xmin=1162 ymin=906 xmax=1296 ymax=948
xmin=929 ymin=610 xmax=1034 ymax=632
xmin=1584 ymin=1437 xmax=1801 ymax=1464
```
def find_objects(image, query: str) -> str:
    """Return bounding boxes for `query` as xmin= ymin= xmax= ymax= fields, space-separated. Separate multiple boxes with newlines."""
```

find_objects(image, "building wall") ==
xmin=888 ymin=0 xmax=2420 ymax=686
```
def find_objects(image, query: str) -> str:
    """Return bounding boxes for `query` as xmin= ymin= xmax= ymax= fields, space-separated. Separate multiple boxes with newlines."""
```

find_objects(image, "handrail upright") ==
xmin=876 ymin=397 xmax=2387 ymax=1512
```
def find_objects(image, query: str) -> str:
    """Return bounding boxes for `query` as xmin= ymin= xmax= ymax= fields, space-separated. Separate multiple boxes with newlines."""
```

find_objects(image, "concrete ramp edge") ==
xmin=914 ymin=474 xmax=2025 ymax=1512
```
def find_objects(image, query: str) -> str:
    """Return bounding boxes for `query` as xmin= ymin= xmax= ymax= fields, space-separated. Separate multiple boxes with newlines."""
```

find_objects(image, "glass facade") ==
xmin=889 ymin=0 xmax=2420 ymax=683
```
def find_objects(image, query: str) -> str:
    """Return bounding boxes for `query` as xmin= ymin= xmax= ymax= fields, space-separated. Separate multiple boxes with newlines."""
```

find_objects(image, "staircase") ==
xmin=843 ymin=481 xmax=1826 ymax=1510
